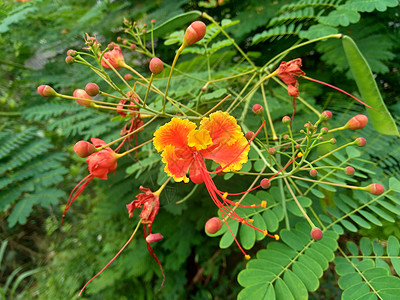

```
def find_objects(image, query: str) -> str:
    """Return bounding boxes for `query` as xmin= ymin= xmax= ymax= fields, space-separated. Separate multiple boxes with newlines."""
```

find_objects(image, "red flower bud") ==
xmin=65 ymin=56 xmax=74 ymax=64
xmin=268 ymin=147 xmax=276 ymax=155
xmin=260 ymin=178 xmax=271 ymax=189
xmin=311 ymin=227 xmax=323 ymax=241
xmin=283 ymin=134 xmax=289 ymax=140
xmin=252 ymin=104 xmax=264 ymax=115
xmin=122 ymin=40 xmax=128 ymax=45
xmin=366 ymin=183 xmax=384 ymax=195
xmin=73 ymin=89 xmax=93 ymax=107
xmin=37 ymin=85 xmax=56 ymax=97
xmin=183 ymin=21 xmax=206 ymax=47
xmin=321 ymin=110 xmax=332 ymax=120
xmin=205 ymin=217 xmax=222 ymax=234
xmin=245 ymin=131 xmax=254 ymax=140
xmin=74 ymin=141 xmax=96 ymax=158
xmin=321 ymin=127 xmax=328 ymax=134
xmin=117 ymin=36 xmax=121 ymax=42
xmin=310 ymin=169 xmax=318 ymax=177
xmin=344 ymin=114 xmax=368 ymax=130
xmin=130 ymin=44 xmax=136 ymax=50
xmin=85 ymin=83 xmax=99 ymax=96
xmin=345 ymin=166 xmax=355 ymax=176
xmin=151 ymin=19 xmax=156 ymax=24
xmin=124 ymin=73 xmax=133 ymax=81
xmin=282 ymin=116 xmax=291 ymax=124
xmin=146 ymin=233 xmax=163 ymax=243
xmin=149 ymin=57 xmax=164 ymax=75
xmin=67 ymin=49 xmax=77 ymax=56
xmin=330 ymin=138 xmax=336 ymax=144
xmin=101 ymin=44 xmax=125 ymax=69
xmin=355 ymin=137 xmax=366 ymax=147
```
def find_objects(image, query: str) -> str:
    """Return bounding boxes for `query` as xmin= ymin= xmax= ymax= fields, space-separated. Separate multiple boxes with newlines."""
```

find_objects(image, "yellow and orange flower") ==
xmin=154 ymin=111 xmax=275 ymax=258
xmin=153 ymin=111 xmax=249 ymax=184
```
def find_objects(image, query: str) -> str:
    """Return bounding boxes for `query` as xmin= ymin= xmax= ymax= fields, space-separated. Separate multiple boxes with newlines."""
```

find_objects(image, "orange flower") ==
xmin=154 ymin=111 xmax=273 ymax=258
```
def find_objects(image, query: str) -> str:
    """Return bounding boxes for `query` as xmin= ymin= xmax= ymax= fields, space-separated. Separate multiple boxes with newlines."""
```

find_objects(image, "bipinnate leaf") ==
xmin=336 ymin=236 xmax=400 ymax=300
xmin=238 ymin=222 xmax=338 ymax=300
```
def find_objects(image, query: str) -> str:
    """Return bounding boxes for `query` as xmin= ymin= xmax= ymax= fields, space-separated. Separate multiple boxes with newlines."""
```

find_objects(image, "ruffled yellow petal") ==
xmin=199 ymin=111 xmax=243 ymax=146
xmin=161 ymin=145 xmax=192 ymax=183
xmin=153 ymin=118 xmax=197 ymax=152
xmin=188 ymin=129 xmax=213 ymax=150
xmin=201 ymin=135 xmax=249 ymax=172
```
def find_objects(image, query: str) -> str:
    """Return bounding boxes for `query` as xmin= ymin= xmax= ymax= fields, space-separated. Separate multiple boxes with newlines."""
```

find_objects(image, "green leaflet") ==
xmin=237 ymin=222 xmax=339 ymax=300
xmin=336 ymin=236 xmax=400 ymax=300
xmin=342 ymin=35 xmax=399 ymax=136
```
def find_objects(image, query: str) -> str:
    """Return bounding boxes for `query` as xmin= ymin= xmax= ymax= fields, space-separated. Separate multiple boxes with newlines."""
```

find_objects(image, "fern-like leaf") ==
xmin=335 ymin=236 xmax=400 ymax=300
xmin=237 ymin=222 xmax=338 ymax=299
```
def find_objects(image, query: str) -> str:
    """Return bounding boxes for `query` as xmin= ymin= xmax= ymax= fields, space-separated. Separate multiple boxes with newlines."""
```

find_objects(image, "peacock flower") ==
xmin=101 ymin=44 xmax=125 ymax=69
xmin=62 ymin=138 xmax=119 ymax=223
xmin=153 ymin=111 xmax=276 ymax=258
xmin=126 ymin=186 xmax=165 ymax=287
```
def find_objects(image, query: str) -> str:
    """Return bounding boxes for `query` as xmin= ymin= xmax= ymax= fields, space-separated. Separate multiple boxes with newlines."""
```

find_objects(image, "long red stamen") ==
xmin=78 ymin=225 xmax=139 ymax=298
xmin=62 ymin=174 xmax=93 ymax=224
xmin=223 ymin=154 xmax=299 ymax=196
xmin=208 ymin=120 xmax=266 ymax=175
xmin=303 ymin=76 xmax=373 ymax=110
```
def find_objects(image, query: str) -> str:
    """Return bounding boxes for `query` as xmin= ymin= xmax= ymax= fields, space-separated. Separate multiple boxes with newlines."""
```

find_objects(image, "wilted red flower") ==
xmin=276 ymin=58 xmax=305 ymax=97
xmin=62 ymin=138 xmax=119 ymax=223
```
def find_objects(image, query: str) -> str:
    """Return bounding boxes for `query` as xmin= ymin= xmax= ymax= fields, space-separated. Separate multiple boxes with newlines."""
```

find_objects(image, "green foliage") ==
xmin=238 ymin=223 xmax=338 ymax=299
xmin=1 ymin=1 xmax=400 ymax=300
xmin=0 ymin=127 xmax=67 ymax=227
xmin=336 ymin=236 xmax=400 ymax=299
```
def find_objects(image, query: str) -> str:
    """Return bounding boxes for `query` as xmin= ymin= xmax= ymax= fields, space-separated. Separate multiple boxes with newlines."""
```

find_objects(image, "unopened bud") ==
xmin=67 ymin=49 xmax=77 ymax=56
xmin=282 ymin=116 xmax=291 ymax=124
xmin=245 ymin=131 xmax=254 ymax=140
xmin=205 ymin=217 xmax=223 ymax=234
xmin=117 ymin=36 xmax=121 ymax=42
xmin=268 ymin=147 xmax=276 ymax=155
xmin=345 ymin=166 xmax=355 ymax=176
xmin=344 ymin=115 xmax=368 ymax=130
xmin=252 ymin=104 xmax=264 ymax=115
xmin=74 ymin=141 xmax=96 ymax=158
xmin=122 ymin=40 xmax=128 ymax=45
xmin=130 ymin=44 xmax=136 ymax=50
xmin=366 ymin=183 xmax=384 ymax=195
xmin=330 ymin=138 xmax=336 ymax=144
xmin=145 ymin=233 xmax=164 ymax=243
xmin=149 ymin=57 xmax=164 ymax=75
xmin=183 ymin=21 xmax=206 ymax=47
xmin=309 ymin=169 xmax=318 ymax=177
xmin=65 ymin=56 xmax=74 ymax=64
xmin=37 ymin=85 xmax=56 ymax=97
xmin=295 ymin=144 xmax=301 ymax=149
xmin=283 ymin=134 xmax=289 ymax=140
xmin=151 ymin=19 xmax=156 ymax=24
xmin=107 ymin=43 xmax=114 ymax=50
xmin=73 ymin=89 xmax=93 ymax=107
xmin=311 ymin=227 xmax=323 ymax=241
xmin=124 ymin=73 xmax=133 ymax=81
xmin=321 ymin=127 xmax=328 ymax=134
xmin=260 ymin=178 xmax=271 ymax=189
xmin=355 ymin=137 xmax=366 ymax=147
xmin=142 ymin=29 xmax=146 ymax=34
xmin=84 ymin=83 xmax=99 ymax=96
xmin=321 ymin=110 xmax=332 ymax=121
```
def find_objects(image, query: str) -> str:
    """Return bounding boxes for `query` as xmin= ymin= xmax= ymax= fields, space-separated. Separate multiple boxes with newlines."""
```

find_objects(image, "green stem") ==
xmin=163 ymin=45 xmax=184 ymax=114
